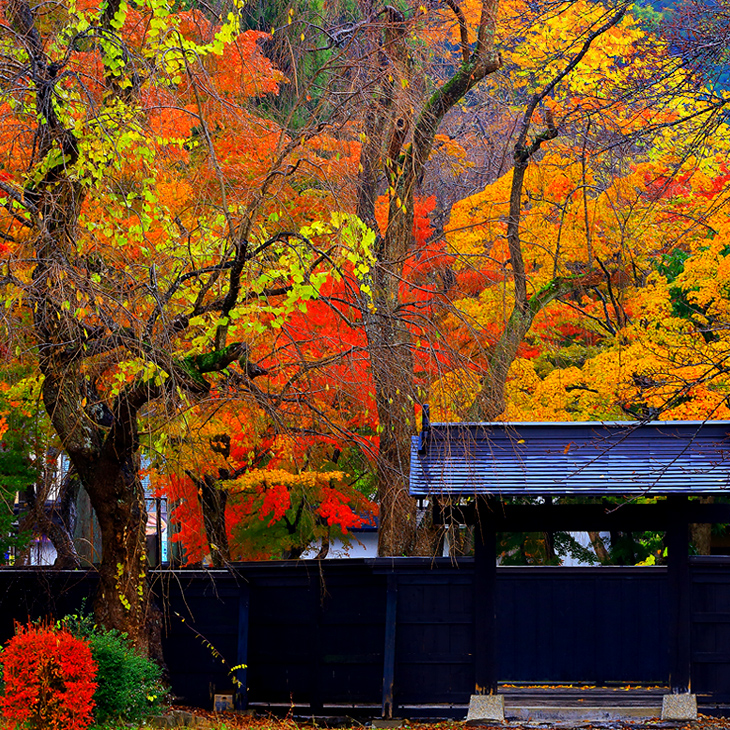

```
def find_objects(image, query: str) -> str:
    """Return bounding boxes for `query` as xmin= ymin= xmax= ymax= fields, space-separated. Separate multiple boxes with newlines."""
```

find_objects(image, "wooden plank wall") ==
xmin=154 ymin=561 xmax=671 ymax=710
xmin=497 ymin=567 xmax=669 ymax=684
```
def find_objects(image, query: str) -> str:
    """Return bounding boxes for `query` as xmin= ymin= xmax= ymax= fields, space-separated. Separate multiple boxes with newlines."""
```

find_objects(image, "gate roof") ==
xmin=409 ymin=420 xmax=730 ymax=496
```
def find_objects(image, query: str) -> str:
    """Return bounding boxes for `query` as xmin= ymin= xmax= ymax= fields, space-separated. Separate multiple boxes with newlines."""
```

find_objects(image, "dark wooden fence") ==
xmin=0 ymin=558 xmax=729 ymax=716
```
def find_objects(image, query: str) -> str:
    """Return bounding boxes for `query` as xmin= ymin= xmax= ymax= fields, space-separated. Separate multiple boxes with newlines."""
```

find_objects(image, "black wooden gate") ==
xmin=690 ymin=557 xmax=730 ymax=708
xmin=498 ymin=566 xmax=668 ymax=684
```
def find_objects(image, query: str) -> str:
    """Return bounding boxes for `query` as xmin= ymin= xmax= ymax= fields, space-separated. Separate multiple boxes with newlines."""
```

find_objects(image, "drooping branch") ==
xmin=146 ymin=262 xmax=233 ymax=337
xmin=355 ymin=11 xmax=403 ymax=226
xmin=99 ymin=0 xmax=140 ymax=100
xmin=0 ymin=181 xmax=37 ymax=227
xmin=112 ymin=343 xmax=255 ymax=420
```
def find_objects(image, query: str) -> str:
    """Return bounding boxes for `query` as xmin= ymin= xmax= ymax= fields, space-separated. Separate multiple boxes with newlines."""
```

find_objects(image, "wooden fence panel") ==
xmin=497 ymin=567 xmax=669 ymax=684
xmin=387 ymin=563 xmax=475 ymax=706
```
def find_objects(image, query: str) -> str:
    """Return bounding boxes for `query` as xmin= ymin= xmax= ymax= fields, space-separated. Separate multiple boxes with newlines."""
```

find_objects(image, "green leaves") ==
xmin=145 ymin=0 xmax=243 ymax=83
xmin=109 ymin=0 xmax=129 ymax=31
xmin=303 ymin=213 xmax=378 ymax=306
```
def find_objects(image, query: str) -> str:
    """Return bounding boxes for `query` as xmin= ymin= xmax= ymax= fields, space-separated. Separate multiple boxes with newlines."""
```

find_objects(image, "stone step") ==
xmin=504 ymin=705 xmax=662 ymax=722
xmin=502 ymin=687 xmax=667 ymax=708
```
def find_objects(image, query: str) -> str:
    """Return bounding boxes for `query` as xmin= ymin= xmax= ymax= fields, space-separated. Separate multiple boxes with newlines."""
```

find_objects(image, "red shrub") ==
xmin=1 ymin=623 xmax=97 ymax=730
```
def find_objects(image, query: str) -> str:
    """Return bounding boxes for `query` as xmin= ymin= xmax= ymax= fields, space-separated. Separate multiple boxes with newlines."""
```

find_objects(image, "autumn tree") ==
xmin=0 ymin=0 xmax=375 ymax=651
xmin=330 ymin=0 xmax=673 ymax=555
xmin=423 ymin=2 xmax=730 ymax=562
xmin=151 ymin=367 xmax=377 ymax=565
xmin=341 ymin=0 xmax=500 ymax=556
xmin=232 ymin=0 xmax=730 ymax=562
xmin=500 ymin=152 xmax=730 ymax=420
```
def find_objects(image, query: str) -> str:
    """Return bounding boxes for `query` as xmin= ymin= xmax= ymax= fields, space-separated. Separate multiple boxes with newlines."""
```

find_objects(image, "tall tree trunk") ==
xmin=364 ymin=293 xmax=418 ymax=556
xmin=198 ymin=475 xmax=230 ymax=568
xmin=87 ymin=460 xmax=149 ymax=652
xmin=6 ymin=0 xmax=282 ymax=657
xmin=40 ymin=369 xmax=153 ymax=651
xmin=356 ymin=1 xmax=502 ymax=556
xmin=589 ymin=531 xmax=611 ymax=564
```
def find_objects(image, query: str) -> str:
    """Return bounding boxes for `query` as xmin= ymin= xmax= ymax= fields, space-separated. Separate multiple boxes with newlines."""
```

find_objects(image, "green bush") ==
xmin=62 ymin=611 xmax=167 ymax=726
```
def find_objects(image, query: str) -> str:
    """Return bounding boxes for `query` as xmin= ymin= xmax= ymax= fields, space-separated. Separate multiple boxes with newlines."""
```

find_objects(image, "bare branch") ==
xmin=445 ymin=0 xmax=471 ymax=64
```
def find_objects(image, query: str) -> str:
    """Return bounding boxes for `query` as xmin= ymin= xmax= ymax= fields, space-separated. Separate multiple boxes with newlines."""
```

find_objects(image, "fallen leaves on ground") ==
xmin=165 ymin=709 xmax=730 ymax=730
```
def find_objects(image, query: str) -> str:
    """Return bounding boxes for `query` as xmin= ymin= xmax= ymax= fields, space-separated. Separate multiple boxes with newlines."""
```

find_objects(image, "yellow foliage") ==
xmin=430 ymin=368 xmax=482 ymax=422
xmin=224 ymin=468 xmax=346 ymax=493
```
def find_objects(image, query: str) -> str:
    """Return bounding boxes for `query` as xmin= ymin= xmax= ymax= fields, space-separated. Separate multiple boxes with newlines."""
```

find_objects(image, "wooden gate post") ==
xmin=667 ymin=494 xmax=691 ymax=694
xmin=467 ymin=498 xmax=504 ymax=722
xmin=474 ymin=497 xmax=498 ymax=695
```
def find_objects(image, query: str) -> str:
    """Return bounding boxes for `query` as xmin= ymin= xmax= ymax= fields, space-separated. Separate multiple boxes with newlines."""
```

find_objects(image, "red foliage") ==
xmin=260 ymin=483 xmax=292 ymax=526
xmin=398 ymin=196 xmax=456 ymax=310
xmin=317 ymin=488 xmax=369 ymax=533
xmin=642 ymin=170 xmax=691 ymax=202
xmin=456 ymin=268 xmax=499 ymax=295
xmin=641 ymin=165 xmax=730 ymax=204
xmin=270 ymin=269 xmax=378 ymax=442
xmin=156 ymin=473 xmax=209 ymax=563
xmin=1 ymin=623 xmax=97 ymax=730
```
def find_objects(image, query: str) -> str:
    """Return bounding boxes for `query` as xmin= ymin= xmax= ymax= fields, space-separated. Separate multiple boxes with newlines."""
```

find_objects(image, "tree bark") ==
xmin=357 ymin=0 xmax=502 ymax=556
xmin=87 ymin=460 xmax=149 ymax=652
xmin=4 ymin=0 xmax=311 ymax=655
xmin=40 ymin=367 xmax=152 ymax=651
xmin=589 ymin=531 xmax=611 ymax=564
xmin=198 ymin=474 xmax=230 ymax=568
xmin=364 ymin=302 xmax=419 ymax=556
